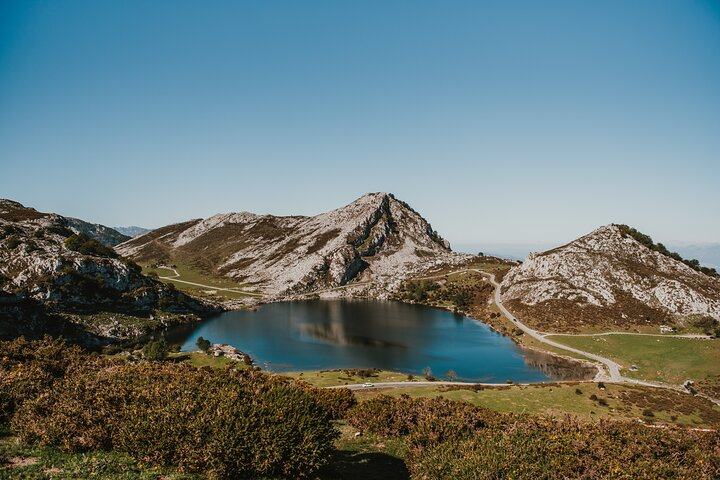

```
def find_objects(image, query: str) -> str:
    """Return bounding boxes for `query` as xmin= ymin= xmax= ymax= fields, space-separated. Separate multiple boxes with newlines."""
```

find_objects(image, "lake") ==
xmin=168 ymin=300 xmax=594 ymax=383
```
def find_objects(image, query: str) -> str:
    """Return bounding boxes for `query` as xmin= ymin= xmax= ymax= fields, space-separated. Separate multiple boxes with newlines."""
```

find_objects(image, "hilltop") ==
xmin=117 ymin=192 xmax=466 ymax=299
xmin=501 ymin=224 xmax=720 ymax=332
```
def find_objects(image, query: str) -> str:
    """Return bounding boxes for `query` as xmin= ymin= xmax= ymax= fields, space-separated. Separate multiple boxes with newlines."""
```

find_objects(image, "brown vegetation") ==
xmin=349 ymin=394 xmax=720 ymax=479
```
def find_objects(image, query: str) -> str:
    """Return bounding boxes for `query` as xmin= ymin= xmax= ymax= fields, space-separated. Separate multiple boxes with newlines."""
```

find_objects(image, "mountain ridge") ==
xmin=501 ymin=224 xmax=720 ymax=332
xmin=117 ymin=192 xmax=464 ymax=299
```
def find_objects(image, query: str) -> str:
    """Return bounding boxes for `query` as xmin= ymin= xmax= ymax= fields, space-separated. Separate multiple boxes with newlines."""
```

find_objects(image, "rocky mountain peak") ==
xmin=118 ymin=193 xmax=462 ymax=298
xmin=502 ymin=224 xmax=720 ymax=331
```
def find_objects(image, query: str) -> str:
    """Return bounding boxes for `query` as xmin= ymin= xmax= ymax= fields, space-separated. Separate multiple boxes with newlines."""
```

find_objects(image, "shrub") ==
xmin=24 ymin=240 xmax=38 ymax=252
xmin=64 ymin=233 xmax=118 ymax=258
xmin=5 ymin=235 xmax=21 ymax=249
xmin=642 ymin=409 xmax=655 ymax=417
xmin=301 ymin=386 xmax=356 ymax=420
xmin=405 ymin=415 xmax=720 ymax=479
xmin=142 ymin=338 xmax=169 ymax=361
xmin=342 ymin=368 xmax=379 ymax=378
xmin=196 ymin=336 xmax=211 ymax=352
xmin=348 ymin=395 xmax=488 ymax=438
xmin=346 ymin=393 xmax=720 ymax=479
xmin=12 ymin=362 xmax=338 ymax=478
xmin=692 ymin=316 xmax=719 ymax=335
xmin=0 ymin=336 xmax=108 ymax=421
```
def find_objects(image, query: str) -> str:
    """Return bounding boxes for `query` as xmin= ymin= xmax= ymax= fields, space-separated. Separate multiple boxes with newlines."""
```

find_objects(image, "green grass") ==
xmin=282 ymin=369 xmax=418 ymax=388
xmin=351 ymin=382 xmax=720 ymax=428
xmin=546 ymin=335 xmax=720 ymax=385
xmin=320 ymin=422 xmax=408 ymax=480
xmin=141 ymin=260 xmax=260 ymax=300
xmin=0 ymin=424 xmax=197 ymax=479
xmin=166 ymin=351 xmax=247 ymax=369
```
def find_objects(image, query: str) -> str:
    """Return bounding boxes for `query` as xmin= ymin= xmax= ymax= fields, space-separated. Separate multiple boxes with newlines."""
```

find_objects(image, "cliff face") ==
xmin=501 ymin=225 xmax=720 ymax=332
xmin=117 ymin=193 xmax=463 ymax=298
xmin=0 ymin=200 xmax=211 ymax=340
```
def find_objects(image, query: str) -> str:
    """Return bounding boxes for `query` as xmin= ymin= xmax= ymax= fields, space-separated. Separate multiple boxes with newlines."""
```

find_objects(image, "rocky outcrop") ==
xmin=501 ymin=225 xmax=720 ymax=331
xmin=0 ymin=199 xmax=214 ymax=340
xmin=117 ymin=193 xmax=466 ymax=299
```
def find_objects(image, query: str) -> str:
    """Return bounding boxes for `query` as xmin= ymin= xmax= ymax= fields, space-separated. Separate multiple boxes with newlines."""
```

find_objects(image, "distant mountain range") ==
xmin=117 ymin=192 xmax=462 ymax=298
xmin=113 ymin=226 xmax=151 ymax=238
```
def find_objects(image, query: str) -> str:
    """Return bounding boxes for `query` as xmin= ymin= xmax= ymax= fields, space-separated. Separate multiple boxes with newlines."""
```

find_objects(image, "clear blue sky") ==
xmin=1 ymin=0 xmax=719 ymax=248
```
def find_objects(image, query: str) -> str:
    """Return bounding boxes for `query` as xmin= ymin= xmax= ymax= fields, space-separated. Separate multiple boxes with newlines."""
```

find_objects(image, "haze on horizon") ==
xmin=1 ymin=1 xmax=719 ymax=249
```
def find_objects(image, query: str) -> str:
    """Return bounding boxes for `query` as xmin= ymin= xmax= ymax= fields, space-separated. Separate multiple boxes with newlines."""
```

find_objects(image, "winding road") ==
xmin=385 ymin=269 xmax=720 ymax=405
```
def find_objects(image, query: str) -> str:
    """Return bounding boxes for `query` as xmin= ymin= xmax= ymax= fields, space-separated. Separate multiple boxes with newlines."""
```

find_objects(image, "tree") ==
xmin=142 ymin=338 xmax=169 ymax=361
xmin=445 ymin=370 xmax=458 ymax=381
xmin=692 ymin=316 xmax=719 ymax=335
xmin=196 ymin=336 xmax=211 ymax=353
xmin=422 ymin=367 xmax=433 ymax=380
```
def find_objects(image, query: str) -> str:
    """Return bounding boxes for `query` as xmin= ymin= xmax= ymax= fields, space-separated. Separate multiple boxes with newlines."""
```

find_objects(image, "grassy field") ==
xmin=281 ymin=369 xmax=417 ymax=388
xmin=351 ymin=382 xmax=720 ymax=428
xmin=166 ymin=351 xmax=247 ymax=369
xmin=546 ymin=335 xmax=720 ymax=385
xmin=141 ymin=260 xmax=259 ymax=300
xmin=277 ymin=369 xmax=720 ymax=428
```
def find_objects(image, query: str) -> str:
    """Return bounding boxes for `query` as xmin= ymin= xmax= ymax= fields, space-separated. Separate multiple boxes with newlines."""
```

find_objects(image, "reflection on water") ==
xmin=521 ymin=348 xmax=597 ymax=381
xmin=297 ymin=322 xmax=407 ymax=349
xmin=165 ymin=300 xmax=592 ymax=383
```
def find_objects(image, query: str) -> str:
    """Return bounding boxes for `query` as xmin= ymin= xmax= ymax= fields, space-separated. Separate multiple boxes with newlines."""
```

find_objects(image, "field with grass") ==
xmin=546 ymin=334 xmax=720 ymax=385
xmin=282 ymin=369 xmax=417 ymax=388
xmin=166 ymin=351 xmax=247 ymax=369
xmin=141 ymin=261 xmax=259 ymax=300
xmin=351 ymin=382 xmax=720 ymax=428
xmin=276 ymin=369 xmax=720 ymax=429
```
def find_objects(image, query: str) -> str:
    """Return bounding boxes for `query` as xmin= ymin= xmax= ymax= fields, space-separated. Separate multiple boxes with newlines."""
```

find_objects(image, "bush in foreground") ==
xmin=6 ymin=338 xmax=338 ymax=479
xmin=0 ymin=336 xmax=100 ymax=422
xmin=348 ymin=394 xmax=720 ymax=479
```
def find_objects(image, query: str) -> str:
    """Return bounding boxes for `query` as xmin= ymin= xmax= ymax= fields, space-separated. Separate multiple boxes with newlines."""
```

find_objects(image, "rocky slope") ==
xmin=117 ymin=192 xmax=466 ymax=299
xmin=0 ymin=199 xmax=213 ymax=341
xmin=63 ymin=217 xmax=130 ymax=246
xmin=501 ymin=224 xmax=720 ymax=332
xmin=114 ymin=226 xmax=151 ymax=238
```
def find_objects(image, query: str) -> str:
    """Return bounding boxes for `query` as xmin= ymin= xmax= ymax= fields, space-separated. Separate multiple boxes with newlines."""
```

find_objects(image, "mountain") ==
xmin=0 ymin=199 xmax=213 ymax=341
xmin=501 ymin=224 xmax=720 ymax=332
xmin=117 ymin=192 xmax=462 ymax=298
xmin=114 ymin=226 xmax=151 ymax=238
xmin=0 ymin=200 xmax=130 ymax=247
xmin=63 ymin=217 xmax=130 ymax=246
